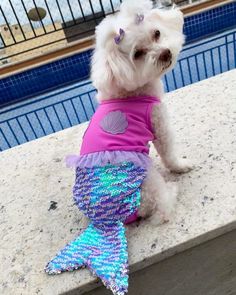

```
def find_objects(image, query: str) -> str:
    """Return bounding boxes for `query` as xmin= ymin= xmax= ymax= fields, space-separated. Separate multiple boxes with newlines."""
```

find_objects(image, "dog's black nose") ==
xmin=159 ymin=49 xmax=172 ymax=62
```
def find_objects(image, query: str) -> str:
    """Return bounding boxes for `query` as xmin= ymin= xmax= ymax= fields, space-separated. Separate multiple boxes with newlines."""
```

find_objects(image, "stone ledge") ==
xmin=84 ymin=229 xmax=236 ymax=295
xmin=0 ymin=69 xmax=236 ymax=295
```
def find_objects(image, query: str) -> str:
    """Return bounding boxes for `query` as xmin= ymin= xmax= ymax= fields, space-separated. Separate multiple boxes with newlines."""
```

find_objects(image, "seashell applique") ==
xmin=100 ymin=111 xmax=128 ymax=135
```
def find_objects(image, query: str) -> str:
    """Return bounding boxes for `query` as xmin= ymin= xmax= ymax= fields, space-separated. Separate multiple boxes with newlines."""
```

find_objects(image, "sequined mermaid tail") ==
xmin=45 ymin=222 xmax=128 ymax=294
xmin=45 ymin=162 xmax=147 ymax=295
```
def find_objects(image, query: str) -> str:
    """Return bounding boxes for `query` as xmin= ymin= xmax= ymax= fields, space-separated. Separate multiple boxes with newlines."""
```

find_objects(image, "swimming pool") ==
xmin=0 ymin=27 xmax=236 ymax=152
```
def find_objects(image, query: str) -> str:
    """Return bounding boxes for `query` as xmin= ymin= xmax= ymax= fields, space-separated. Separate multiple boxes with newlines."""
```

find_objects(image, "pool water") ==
xmin=0 ymin=28 xmax=236 ymax=151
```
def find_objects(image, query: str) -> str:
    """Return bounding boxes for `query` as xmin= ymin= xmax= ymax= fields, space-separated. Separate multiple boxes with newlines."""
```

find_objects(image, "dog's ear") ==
xmin=105 ymin=41 xmax=137 ymax=92
xmin=120 ymin=0 xmax=153 ymax=18
xmin=150 ymin=9 xmax=184 ymax=33
xmin=91 ymin=46 xmax=114 ymax=95
xmin=91 ymin=16 xmax=136 ymax=95
xmin=91 ymin=38 xmax=136 ymax=94
xmin=91 ymin=16 xmax=116 ymax=94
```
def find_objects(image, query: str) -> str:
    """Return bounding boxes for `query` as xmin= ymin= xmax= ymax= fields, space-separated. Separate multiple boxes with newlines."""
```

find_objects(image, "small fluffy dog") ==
xmin=46 ymin=1 xmax=193 ymax=293
xmin=91 ymin=0 xmax=192 ymax=223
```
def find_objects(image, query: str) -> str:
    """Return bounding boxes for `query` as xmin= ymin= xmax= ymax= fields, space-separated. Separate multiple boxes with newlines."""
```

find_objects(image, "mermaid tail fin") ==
xmin=45 ymin=225 xmax=91 ymax=274
xmin=45 ymin=222 xmax=128 ymax=295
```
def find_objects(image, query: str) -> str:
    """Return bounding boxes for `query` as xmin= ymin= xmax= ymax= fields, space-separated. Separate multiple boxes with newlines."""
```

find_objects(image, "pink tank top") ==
xmin=80 ymin=96 xmax=160 ymax=156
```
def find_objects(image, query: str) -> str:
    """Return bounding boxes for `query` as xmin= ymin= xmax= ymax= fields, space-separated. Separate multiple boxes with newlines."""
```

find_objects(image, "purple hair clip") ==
xmin=114 ymin=28 xmax=125 ymax=45
xmin=135 ymin=14 xmax=144 ymax=25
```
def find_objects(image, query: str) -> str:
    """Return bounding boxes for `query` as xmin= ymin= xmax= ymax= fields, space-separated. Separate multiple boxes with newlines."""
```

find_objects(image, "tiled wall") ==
xmin=0 ymin=1 xmax=236 ymax=106
xmin=0 ymin=50 xmax=93 ymax=106
xmin=184 ymin=1 xmax=236 ymax=42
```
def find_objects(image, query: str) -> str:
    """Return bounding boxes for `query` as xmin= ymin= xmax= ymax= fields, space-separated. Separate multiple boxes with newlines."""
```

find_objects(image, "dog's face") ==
xmin=91 ymin=0 xmax=184 ymax=97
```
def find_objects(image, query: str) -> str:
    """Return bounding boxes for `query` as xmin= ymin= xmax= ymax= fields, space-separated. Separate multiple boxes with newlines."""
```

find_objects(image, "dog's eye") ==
xmin=134 ymin=49 xmax=146 ymax=60
xmin=154 ymin=30 xmax=161 ymax=40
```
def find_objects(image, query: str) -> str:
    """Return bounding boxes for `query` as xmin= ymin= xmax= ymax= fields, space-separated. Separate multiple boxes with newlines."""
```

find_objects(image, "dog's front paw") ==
xmin=169 ymin=159 xmax=194 ymax=174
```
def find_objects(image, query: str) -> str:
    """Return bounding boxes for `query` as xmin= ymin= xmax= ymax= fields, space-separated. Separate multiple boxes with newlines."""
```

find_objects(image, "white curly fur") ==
xmin=91 ymin=0 xmax=193 ymax=224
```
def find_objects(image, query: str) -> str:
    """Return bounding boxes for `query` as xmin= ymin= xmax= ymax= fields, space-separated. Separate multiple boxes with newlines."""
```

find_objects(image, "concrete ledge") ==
xmin=84 ymin=229 xmax=236 ymax=295
xmin=0 ymin=70 xmax=236 ymax=294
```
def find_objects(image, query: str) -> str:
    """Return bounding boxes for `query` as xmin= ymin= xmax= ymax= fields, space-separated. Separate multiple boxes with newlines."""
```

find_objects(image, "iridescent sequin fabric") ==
xmin=45 ymin=162 xmax=147 ymax=295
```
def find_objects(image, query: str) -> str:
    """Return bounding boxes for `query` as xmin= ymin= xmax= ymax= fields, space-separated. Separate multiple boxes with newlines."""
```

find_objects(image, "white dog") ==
xmin=91 ymin=0 xmax=192 ymax=224
xmin=45 ymin=3 xmax=193 ymax=292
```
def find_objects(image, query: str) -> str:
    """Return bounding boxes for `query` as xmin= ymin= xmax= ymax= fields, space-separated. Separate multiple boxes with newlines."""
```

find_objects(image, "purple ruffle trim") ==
xmin=66 ymin=151 xmax=151 ymax=169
